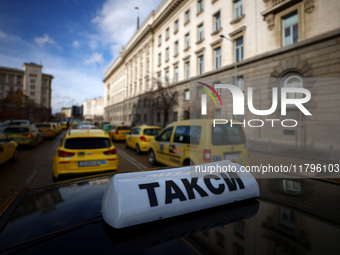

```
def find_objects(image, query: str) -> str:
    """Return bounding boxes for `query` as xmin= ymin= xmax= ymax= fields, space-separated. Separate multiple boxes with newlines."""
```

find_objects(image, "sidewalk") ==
xmin=248 ymin=138 xmax=340 ymax=164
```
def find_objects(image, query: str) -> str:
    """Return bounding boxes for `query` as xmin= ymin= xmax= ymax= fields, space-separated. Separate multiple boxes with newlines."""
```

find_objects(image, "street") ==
xmin=0 ymin=130 xmax=338 ymax=209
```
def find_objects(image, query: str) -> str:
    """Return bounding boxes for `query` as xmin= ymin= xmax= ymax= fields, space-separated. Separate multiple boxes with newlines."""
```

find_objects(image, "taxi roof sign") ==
xmin=102 ymin=160 xmax=260 ymax=229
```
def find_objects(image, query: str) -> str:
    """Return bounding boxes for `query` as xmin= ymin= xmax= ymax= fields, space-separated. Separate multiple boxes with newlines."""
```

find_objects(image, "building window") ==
xmin=214 ymin=47 xmax=221 ymax=69
xmin=215 ymin=232 xmax=224 ymax=248
xmin=234 ymin=0 xmax=243 ymax=19
xmin=184 ymin=89 xmax=190 ymax=100
xmin=30 ymin=91 xmax=35 ymax=96
xmin=165 ymin=70 xmax=169 ymax=86
xmin=280 ymin=207 xmax=295 ymax=230
xmin=197 ymin=0 xmax=204 ymax=13
xmin=184 ymin=111 xmax=190 ymax=119
xmin=174 ymin=41 xmax=179 ymax=55
xmin=165 ymin=27 xmax=170 ymax=40
xmin=185 ymin=9 xmax=190 ymax=24
xmin=30 ymin=85 xmax=35 ymax=89
xmin=185 ymin=33 xmax=190 ymax=49
xmin=234 ymin=221 xmax=245 ymax=238
xmin=282 ymin=180 xmax=302 ymax=195
xmin=8 ymin=74 xmax=14 ymax=84
xmin=144 ymin=113 xmax=147 ymax=122
xmin=185 ymin=61 xmax=190 ymax=79
xmin=174 ymin=19 xmax=179 ymax=33
xmin=198 ymin=24 xmax=204 ymax=41
xmin=165 ymin=47 xmax=169 ymax=61
xmin=17 ymin=75 xmax=22 ymax=85
xmin=157 ymin=73 xmax=162 ymax=86
xmin=158 ymin=35 xmax=162 ymax=46
xmin=173 ymin=111 xmax=178 ymax=121
xmin=198 ymin=55 xmax=204 ymax=75
xmin=282 ymin=12 xmax=298 ymax=46
xmin=174 ymin=66 xmax=179 ymax=83
xmin=235 ymin=37 xmax=243 ymax=62
xmin=213 ymin=12 xmax=221 ymax=31
xmin=283 ymin=74 xmax=303 ymax=99
xmin=158 ymin=53 xmax=162 ymax=66
xmin=157 ymin=112 xmax=161 ymax=123
xmin=0 ymin=73 xmax=5 ymax=83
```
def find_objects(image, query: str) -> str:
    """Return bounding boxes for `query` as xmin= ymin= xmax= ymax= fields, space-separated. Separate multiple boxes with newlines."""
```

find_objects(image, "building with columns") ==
xmin=83 ymin=97 xmax=104 ymax=121
xmin=104 ymin=0 xmax=340 ymax=152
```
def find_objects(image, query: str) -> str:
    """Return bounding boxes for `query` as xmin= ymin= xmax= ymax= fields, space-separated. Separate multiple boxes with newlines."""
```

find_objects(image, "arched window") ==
xmin=282 ymin=74 xmax=303 ymax=99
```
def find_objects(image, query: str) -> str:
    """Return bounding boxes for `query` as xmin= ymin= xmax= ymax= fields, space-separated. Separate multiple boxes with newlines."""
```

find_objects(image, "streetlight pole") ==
xmin=135 ymin=7 xmax=140 ymax=30
xmin=220 ymin=35 xmax=237 ymax=87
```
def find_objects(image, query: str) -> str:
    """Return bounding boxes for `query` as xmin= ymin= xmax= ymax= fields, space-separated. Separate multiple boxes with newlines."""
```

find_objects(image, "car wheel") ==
xmin=125 ymin=140 xmax=128 ymax=149
xmin=136 ymin=144 xmax=141 ymax=154
xmin=10 ymin=149 xmax=18 ymax=163
xmin=183 ymin=159 xmax=194 ymax=166
xmin=149 ymin=149 xmax=156 ymax=165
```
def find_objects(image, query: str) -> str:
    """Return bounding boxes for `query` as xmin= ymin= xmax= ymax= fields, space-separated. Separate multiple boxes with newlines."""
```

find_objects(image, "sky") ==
xmin=0 ymin=0 xmax=163 ymax=114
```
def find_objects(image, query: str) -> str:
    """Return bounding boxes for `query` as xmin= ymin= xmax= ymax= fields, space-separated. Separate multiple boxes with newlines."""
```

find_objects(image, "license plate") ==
xmin=224 ymin=153 xmax=240 ymax=161
xmin=78 ymin=160 xmax=106 ymax=167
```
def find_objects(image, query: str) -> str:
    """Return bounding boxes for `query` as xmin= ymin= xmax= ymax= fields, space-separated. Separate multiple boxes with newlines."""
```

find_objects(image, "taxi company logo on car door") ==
xmin=197 ymin=82 xmax=222 ymax=115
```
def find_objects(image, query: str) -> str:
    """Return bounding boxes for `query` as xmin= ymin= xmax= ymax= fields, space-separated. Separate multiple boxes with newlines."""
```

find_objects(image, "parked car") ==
xmin=103 ymin=124 xmax=116 ymax=133
xmin=36 ymin=123 xmax=56 ymax=138
xmin=125 ymin=125 xmax=161 ymax=154
xmin=60 ymin=121 xmax=68 ymax=130
xmin=0 ymin=120 xmax=30 ymax=132
xmin=3 ymin=125 xmax=43 ymax=148
xmin=109 ymin=125 xmax=131 ymax=142
xmin=51 ymin=122 xmax=61 ymax=135
xmin=148 ymin=119 xmax=249 ymax=167
xmin=0 ymin=133 xmax=18 ymax=164
xmin=53 ymin=129 xmax=119 ymax=180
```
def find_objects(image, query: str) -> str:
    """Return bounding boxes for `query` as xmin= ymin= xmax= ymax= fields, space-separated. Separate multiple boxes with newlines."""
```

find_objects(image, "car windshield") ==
xmin=36 ymin=124 xmax=50 ymax=128
xmin=4 ymin=127 xmax=29 ymax=133
xmin=143 ymin=129 xmax=160 ymax=136
xmin=212 ymin=124 xmax=246 ymax=145
xmin=64 ymin=138 xmax=111 ymax=149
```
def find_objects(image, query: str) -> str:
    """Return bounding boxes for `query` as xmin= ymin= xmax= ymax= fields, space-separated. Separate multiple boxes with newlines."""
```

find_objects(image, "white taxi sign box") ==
xmin=102 ymin=160 xmax=260 ymax=229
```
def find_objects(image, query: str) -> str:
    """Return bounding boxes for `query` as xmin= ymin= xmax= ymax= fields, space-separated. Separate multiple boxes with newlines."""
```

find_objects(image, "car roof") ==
xmin=66 ymin=129 xmax=109 ymax=138
xmin=135 ymin=125 xmax=161 ymax=129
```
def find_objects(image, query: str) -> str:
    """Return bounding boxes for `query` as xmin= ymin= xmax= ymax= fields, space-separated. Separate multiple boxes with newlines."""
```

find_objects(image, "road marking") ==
xmin=117 ymin=148 xmax=147 ymax=170
xmin=25 ymin=170 xmax=37 ymax=184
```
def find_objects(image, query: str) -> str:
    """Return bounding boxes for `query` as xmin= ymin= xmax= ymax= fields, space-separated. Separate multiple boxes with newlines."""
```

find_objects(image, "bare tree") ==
xmin=152 ymin=78 xmax=178 ymax=128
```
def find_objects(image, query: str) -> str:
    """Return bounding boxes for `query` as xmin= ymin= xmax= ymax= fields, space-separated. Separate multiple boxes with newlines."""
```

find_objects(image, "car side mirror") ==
xmin=155 ymin=135 xmax=160 ymax=141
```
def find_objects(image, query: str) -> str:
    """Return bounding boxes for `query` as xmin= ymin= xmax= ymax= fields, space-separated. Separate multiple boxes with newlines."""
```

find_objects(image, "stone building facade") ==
xmin=104 ymin=0 xmax=340 ymax=152
xmin=0 ymin=62 xmax=53 ymax=121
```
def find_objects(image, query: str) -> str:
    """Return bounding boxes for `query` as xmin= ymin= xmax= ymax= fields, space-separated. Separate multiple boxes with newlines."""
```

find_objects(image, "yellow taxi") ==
xmin=0 ymin=133 xmax=18 ymax=164
xmin=51 ymin=122 xmax=62 ymax=135
xmin=36 ymin=123 xmax=56 ymax=138
xmin=148 ymin=119 xmax=249 ymax=167
xmin=125 ymin=126 xmax=161 ymax=154
xmin=53 ymin=129 xmax=119 ymax=180
xmin=109 ymin=125 xmax=131 ymax=142
xmin=61 ymin=121 xmax=68 ymax=130
xmin=3 ymin=125 xmax=43 ymax=148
